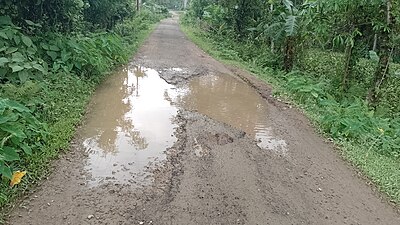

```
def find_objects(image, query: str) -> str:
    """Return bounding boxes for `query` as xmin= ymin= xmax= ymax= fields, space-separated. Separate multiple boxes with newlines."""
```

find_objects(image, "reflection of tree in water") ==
xmin=94 ymin=67 xmax=130 ymax=154
xmin=118 ymin=65 xmax=149 ymax=150
xmin=121 ymin=126 xmax=149 ymax=150
xmin=133 ymin=65 xmax=146 ymax=97
xmin=93 ymin=65 xmax=149 ymax=154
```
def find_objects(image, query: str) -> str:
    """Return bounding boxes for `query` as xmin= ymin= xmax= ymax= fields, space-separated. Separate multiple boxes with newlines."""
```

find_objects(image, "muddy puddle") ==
xmin=78 ymin=66 xmax=178 ymax=187
xmin=177 ymin=73 xmax=288 ymax=154
xmin=78 ymin=67 xmax=287 ymax=187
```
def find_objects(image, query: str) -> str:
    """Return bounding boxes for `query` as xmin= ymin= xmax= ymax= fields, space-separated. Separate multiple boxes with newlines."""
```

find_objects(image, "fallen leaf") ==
xmin=10 ymin=171 xmax=27 ymax=187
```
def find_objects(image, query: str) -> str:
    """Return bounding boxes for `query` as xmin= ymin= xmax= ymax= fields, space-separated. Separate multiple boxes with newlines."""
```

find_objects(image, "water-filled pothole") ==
xmin=177 ymin=73 xmax=288 ymax=154
xmin=79 ymin=68 xmax=287 ymax=186
xmin=78 ymin=66 xmax=178 ymax=187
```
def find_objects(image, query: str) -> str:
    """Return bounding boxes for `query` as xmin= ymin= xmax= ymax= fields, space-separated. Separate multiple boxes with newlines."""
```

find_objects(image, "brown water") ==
xmin=78 ymin=66 xmax=178 ymax=186
xmin=178 ymin=74 xmax=287 ymax=154
xmin=79 ymin=68 xmax=287 ymax=186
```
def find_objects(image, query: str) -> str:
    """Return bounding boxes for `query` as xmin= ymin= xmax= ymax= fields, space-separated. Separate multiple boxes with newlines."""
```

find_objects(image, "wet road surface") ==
xmin=7 ymin=14 xmax=400 ymax=225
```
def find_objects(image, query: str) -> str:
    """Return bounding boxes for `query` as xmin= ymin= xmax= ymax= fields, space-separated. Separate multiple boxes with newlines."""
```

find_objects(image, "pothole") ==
xmin=78 ymin=65 xmax=179 ymax=187
xmin=176 ymin=73 xmax=288 ymax=154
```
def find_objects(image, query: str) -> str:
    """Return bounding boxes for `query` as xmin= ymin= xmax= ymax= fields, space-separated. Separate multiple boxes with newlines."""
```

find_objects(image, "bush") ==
xmin=0 ymin=99 xmax=47 ymax=180
xmin=0 ymin=17 xmax=48 ymax=84
xmin=298 ymin=49 xmax=400 ymax=117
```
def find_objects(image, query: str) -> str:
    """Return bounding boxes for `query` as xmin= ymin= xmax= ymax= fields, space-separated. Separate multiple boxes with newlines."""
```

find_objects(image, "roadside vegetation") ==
xmin=181 ymin=0 xmax=400 ymax=203
xmin=0 ymin=0 xmax=169 ymax=215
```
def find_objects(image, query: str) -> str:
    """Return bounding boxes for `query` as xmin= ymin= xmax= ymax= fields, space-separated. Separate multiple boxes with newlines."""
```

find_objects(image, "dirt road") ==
xmin=7 ymin=14 xmax=400 ymax=225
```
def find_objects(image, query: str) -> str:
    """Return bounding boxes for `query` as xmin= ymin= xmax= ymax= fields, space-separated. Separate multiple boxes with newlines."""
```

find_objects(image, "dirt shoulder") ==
xmin=6 ymin=14 xmax=400 ymax=225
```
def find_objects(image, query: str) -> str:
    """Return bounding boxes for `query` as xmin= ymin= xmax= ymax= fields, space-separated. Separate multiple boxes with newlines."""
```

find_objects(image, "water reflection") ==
xmin=79 ymin=66 xmax=178 ymax=186
xmin=79 ymin=68 xmax=288 ymax=186
xmin=178 ymin=74 xmax=288 ymax=154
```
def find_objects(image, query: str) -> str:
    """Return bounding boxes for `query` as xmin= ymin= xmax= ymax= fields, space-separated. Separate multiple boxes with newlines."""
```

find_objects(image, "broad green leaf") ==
xmin=0 ymin=124 xmax=26 ymax=139
xmin=0 ymin=164 xmax=12 ymax=179
xmin=369 ymin=50 xmax=379 ymax=62
xmin=26 ymin=47 xmax=37 ymax=55
xmin=0 ymin=16 xmax=13 ymax=26
xmin=0 ymin=31 xmax=8 ymax=39
xmin=10 ymin=65 xmax=24 ymax=73
xmin=5 ymin=47 xmax=18 ymax=54
xmin=0 ymin=113 xmax=18 ymax=124
xmin=53 ymin=62 xmax=60 ymax=71
xmin=74 ymin=62 xmax=82 ymax=70
xmin=33 ymin=63 xmax=46 ymax=74
xmin=46 ymin=51 xmax=58 ymax=60
xmin=0 ymin=68 xmax=6 ymax=78
xmin=0 ymin=57 xmax=9 ymax=66
xmin=13 ymin=35 xmax=20 ymax=45
xmin=0 ymin=99 xmax=30 ymax=112
xmin=41 ymin=43 xmax=49 ymax=50
xmin=21 ymin=143 xmax=32 ymax=155
xmin=25 ymin=19 xmax=41 ymax=27
xmin=285 ymin=15 xmax=298 ymax=36
xmin=18 ymin=70 xmax=29 ymax=83
xmin=5 ymin=100 xmax=30 ymax=112
xmin=2 ymin=147 xmax=20 ymax=161
xmin=25 ymin=20 xmax=35 ymax=26
xmin=49 ymin=45 xmax=60 ymax=51
xmin=11 ymin=52 xmax=25 ymax=62
xmin=23 ymin=63 xmax=32 ymax=69
xmin=21 ymin=35 xmax=33 ymax=47
xmin=60 ymin=50 xmax=71 ymax=62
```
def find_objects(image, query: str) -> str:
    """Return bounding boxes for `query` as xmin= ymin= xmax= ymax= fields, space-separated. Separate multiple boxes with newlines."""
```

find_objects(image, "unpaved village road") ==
xmin=7 ymin=14 xmax=400 ymax=225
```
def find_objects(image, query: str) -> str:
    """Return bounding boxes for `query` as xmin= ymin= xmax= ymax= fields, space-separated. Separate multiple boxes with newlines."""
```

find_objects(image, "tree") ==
xmin=368 ymin=0 xmax=398 ymax=103
xmin=262 ymin=0 xmax=313 ymax=71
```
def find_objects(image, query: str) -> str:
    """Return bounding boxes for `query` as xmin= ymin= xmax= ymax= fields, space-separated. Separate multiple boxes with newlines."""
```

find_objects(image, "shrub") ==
xmin=0 ymin=99 xmax=47 ymax=180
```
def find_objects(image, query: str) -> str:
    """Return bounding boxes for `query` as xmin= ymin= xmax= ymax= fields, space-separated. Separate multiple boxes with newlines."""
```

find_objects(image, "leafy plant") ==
xmin=0 ymin=99 xmax=46 ymax=180
xmin=0 ymin=16 xmax=48 ymax=84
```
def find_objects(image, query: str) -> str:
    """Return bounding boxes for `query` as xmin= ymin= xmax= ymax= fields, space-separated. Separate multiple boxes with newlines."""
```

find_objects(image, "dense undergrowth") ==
xmin=181 ymin=12 xmax=400 ymax=203
xmin=0 ymin=2 xmax=168 ymax=216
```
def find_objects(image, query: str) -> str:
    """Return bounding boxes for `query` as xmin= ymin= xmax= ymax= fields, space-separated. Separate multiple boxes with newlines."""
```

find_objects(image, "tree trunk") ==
xmin=342 ymin=44 xmax=353 ymax=91
xmin=136 ymin=0 xmax=141 ymax=11
xmin=270 ymin=4 xmax=274 ymax=53
xmin=284 ymin=36 xmax=295 ymax=72
xmin=367 ymin=0 xmax=393 ymax=103
xmin=372 ymin=33 xmax=378 ymax=51
xmin=271 ymin=40 xmax=275 ymax=53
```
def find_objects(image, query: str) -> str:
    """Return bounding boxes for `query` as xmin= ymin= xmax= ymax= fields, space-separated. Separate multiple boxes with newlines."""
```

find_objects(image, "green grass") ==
xmin=180 ymin=22 xmax=400 ymax=204
xmin=0 ymin=22 xmax=157 ymax=223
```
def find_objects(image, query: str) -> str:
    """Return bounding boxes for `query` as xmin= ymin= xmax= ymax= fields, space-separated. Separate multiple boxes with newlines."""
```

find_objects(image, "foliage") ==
xmin=84 ymin=0 xmax=136 ymax=30
xmin=0 ymin=99 xmax=46 ymax=180
xmin=0 ymin=17 xmax=47 ymax=84
xmin=150 ymin=0 xmax=185 ymax=9
xmin=0 ymin=0 xmax=86 ymax=32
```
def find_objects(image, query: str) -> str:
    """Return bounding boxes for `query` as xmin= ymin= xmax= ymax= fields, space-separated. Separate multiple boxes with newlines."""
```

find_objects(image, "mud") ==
xmin=6 ymin=12 xmax=400 ymax=225
xmin=177 ymin=73 xmax=287 ymax=154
